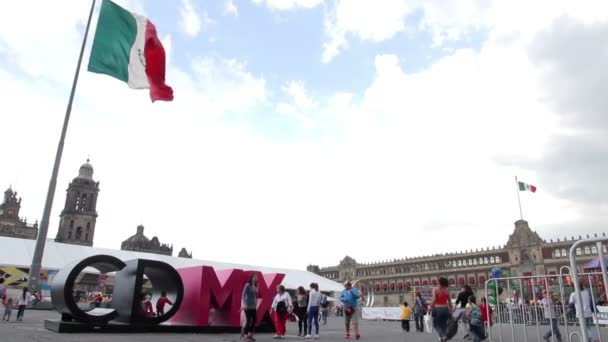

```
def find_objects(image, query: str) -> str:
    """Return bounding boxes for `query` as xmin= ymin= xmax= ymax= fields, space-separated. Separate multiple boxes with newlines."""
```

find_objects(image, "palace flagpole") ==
xmin=515 ymin=176 xmax=523 ymax=220
xmin=27 ymin=0 xmax=97 ymax=291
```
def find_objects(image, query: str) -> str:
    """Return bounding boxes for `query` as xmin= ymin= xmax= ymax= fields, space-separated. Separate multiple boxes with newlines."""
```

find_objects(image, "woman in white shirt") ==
xmin=306 ymin=282 xmax=322 ymax=339
xmin=16 ymin=287 xmax=31 ymax=321
xmin=271 ymin=285 xmax=292 ymax=339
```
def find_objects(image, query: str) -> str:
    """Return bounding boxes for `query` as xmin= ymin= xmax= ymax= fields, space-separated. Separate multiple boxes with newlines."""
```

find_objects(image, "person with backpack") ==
xmin=320 ymin=293 xmax=329 ymax=324
xmin=306 ymin=282 xmax=322 ymax=339
xmin=340 ymin=280 xmax=361 ymax=339
xmin=271 ymin=285 xmax=292 ymax=339
xmin=467 ymin=295 xmax=485 ymax=342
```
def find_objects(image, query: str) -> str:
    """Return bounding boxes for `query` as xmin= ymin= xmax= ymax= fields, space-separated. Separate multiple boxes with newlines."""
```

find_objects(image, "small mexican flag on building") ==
xmin=518 ymin=181 xmax=537 ymax=193
xmin=88 ymin=0 xmax=173 ymax=102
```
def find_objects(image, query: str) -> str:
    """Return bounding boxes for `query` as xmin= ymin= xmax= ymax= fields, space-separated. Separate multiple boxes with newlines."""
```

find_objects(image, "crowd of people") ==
xmin=240 ymin=277 xmax=362 ymax=341
xmin=399 ymin=281 xmax=494 ymax=342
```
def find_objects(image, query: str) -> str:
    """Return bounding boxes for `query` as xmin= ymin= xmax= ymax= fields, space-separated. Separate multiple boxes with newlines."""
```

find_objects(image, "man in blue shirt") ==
xmin=340 ymin=281 xmax=361 ymax=339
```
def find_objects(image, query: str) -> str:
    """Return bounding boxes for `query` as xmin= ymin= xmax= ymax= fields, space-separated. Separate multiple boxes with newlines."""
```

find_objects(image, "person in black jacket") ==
xmin=454 ymin=285 xmax=474 ymax=339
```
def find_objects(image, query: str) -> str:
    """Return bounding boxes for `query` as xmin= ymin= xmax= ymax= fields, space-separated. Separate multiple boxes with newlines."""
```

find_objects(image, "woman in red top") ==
xmin=431 ymin=277 xmax=453 ymax=342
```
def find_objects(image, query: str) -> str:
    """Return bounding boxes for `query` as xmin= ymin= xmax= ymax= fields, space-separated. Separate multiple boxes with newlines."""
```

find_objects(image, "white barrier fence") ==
xmin=361 ymin=307 xmax=402 ymax=321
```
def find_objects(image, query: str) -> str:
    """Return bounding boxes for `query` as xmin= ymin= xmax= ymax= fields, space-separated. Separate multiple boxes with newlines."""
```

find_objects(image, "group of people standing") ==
xmin=1 ymin=279 xmax=32 ymax=322
xmin=240 ymin=276 xmax=362 ymax=341
xmin=429 ymin=280 xmax=492 ymax=342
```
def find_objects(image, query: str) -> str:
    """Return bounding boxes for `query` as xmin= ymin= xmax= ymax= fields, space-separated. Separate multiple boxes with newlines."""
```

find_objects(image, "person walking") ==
xmin=414 ymin=292 xmax=425 ymax=332
xmin=306 ymin=282 xmax=321 ymax=339
xmin=271 ymin=285 xmax=292 ymax=339
xmin=400 ymin=301 xmax=413 ymax=332
xmin=242 ymin=273 xmax=259 ymax=342
xmin=431 ymin=277 xmax=453 ymax=342
xmin=294 ymin=286 xmax=309 ymax=337
xmin=16 ymin=287 xmax=31 ymax=321
xmin=340 ymin=280 xmax=361 ymax=339
xmin=541 ymin=290 xmax=562 ymax=342
xmin=320 ymin=294 xmax=329 ymax=324
xmin=2 ymin=297 xmax=13 ymax=321
xmin=467 ymin=295 xmax=485 ymax=342
xmin=570 ymin=283 xmax=597 ymax=342
xmin=455 ymin=285 xmax=474 ymax=339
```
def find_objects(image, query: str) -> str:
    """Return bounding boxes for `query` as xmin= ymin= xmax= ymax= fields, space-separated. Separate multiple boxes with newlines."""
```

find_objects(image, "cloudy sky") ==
xmin=1 ymin=0 xmax=607 ymax=270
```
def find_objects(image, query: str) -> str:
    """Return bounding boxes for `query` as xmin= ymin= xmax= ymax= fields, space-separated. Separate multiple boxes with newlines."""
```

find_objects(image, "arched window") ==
xmin=467 ymin=259 xmax=472 ymax=266
xmin=496 ymin=256 xmax=502 ymax=263
xmin=604 ymin=245 xmax=607 ymax=253
xmin=75 ymin=227 xmax=82 ymax=240
xmin=85 ymin=233 xmax=89 ymax=241
xmin=80 ymin=193 xmax=87 ymax=210
xmin=554 ymin=249 xmax=560 ymax=258
xmin=561 ymin=249 xmax=567 ymax=257
xmin=70 ymin=220 xmax=74 ymax=228
xmin=68 ymin=231 xmax=72 ymax=239
xmin=473 ymin=259 xmax=478 ymax=266
xmin=490 ymin=257 xmax=495 ymax=264
xmin=86 ymin=222 xmax=91 ymax=230
xmin=576 ymin=248 xmax=582 ymax=256
xmin=484 ymin=257 xmax=489 ymax=264
xmin=458 ymin=260 xmax=462 ymax=267
xmin=478 ymin=257 xmax=483 ymax=265
xmin=584 ymin=246 xmax=591 ymax=255
xmin=592 ymin=246 xmax=598 ymax=254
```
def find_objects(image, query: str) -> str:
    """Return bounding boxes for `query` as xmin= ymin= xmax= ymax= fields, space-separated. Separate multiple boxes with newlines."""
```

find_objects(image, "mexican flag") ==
xmin=518 ymin=181 xmax=537 ymax=193
xmin=88 ymin=0 xmax=173 ymax=102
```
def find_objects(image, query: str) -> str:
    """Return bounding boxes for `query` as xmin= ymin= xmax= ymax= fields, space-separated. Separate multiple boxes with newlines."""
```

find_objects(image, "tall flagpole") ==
xmin=27 ymin=0 xmax=97 ymax=292
xmin=515 ymin=176 xmax=523 ymax=220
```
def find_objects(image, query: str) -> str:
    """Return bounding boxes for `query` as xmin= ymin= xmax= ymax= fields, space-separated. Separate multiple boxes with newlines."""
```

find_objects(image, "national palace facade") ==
xmin=308 ymin=220 xmax=606 ymax=306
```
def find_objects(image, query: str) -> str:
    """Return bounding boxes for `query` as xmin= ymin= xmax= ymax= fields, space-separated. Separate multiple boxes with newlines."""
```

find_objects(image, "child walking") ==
xmin=2 ymin=297 xmax=13 ymax=321
xmin=400 ymin=302 xmax=413 ymax=332
xmin=467 ymin=295 xmax=485 ymax=342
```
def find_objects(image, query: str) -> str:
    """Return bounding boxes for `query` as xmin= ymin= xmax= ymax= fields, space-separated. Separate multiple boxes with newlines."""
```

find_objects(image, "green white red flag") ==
xmin=88 ymin=0 xmax=173 ymax=102
xmin=518 ymin=181 xmax=537 ymax=193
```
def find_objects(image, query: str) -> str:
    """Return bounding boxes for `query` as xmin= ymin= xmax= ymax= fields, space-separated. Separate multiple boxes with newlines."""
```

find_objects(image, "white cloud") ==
xmin=276 ymin=81 xmax=316 ymax=128
xmin=179 ymin=0 xmax=214 ymax=37
xmin=321 ymin=0 xmax=608 ymax=62
xmin=3 ymin=1 xmax=608 ymax=271
xmin=253 ymin=0 xmax=324 ymax=10
xmin=224 ymin=0 xmax=239 ymax=16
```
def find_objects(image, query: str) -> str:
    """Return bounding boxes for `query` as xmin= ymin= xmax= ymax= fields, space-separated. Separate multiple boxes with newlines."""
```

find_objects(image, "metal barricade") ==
xmin=485 ymin=267 xmax=606 ymax=342
xmin=569 ymin=238 xmax=608 ymax=342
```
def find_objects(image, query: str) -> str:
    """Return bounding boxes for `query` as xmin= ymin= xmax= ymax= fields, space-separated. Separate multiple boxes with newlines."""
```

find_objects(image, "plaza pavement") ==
xmin=0 ymin=310 xmax=431 ymax=342
xmin=2 ymin=310 xmax=608 ymax=342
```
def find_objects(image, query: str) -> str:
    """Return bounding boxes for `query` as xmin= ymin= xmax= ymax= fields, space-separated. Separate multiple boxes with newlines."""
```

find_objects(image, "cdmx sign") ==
xmin=48 ymin=254 xmax=284 ymax=332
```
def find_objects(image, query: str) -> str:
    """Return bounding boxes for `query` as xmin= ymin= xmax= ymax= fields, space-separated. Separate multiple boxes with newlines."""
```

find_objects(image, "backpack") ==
xmin=276 ymin=300 xmax=287 ymax=313
xmin=320 ymin=295 xmax=328 ymax=307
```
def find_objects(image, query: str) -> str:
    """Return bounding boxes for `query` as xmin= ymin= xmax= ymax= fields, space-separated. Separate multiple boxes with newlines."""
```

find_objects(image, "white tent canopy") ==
xmin=0 ymin=236 xmax=343 ymax=292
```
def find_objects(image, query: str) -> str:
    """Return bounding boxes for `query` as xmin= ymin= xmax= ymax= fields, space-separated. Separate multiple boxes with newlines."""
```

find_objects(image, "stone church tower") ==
xmin=55 ymin=160 xmax=100 ymax=246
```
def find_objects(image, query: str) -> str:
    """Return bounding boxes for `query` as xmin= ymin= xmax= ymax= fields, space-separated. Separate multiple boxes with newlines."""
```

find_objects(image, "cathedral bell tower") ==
xmin=55 ymin=160 xmax=100 ymax=246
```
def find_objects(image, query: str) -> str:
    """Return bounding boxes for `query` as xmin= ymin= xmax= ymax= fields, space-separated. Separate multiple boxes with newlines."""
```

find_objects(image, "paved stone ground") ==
xmin=2 ymin=310 xmax=608 ymax=342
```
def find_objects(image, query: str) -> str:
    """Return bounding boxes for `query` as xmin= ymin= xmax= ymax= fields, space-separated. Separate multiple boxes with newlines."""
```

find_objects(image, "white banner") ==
xmin=361 ymin=307 xmax=402 ymax=321
xmin=593 ymin=305 xmax=608 ymax=325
